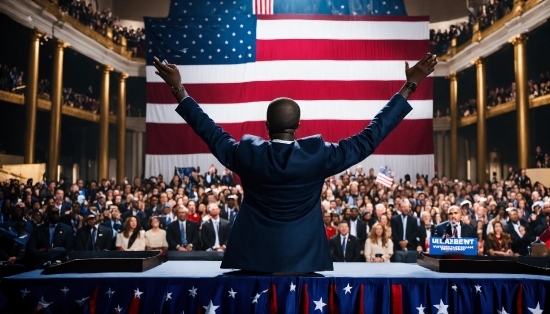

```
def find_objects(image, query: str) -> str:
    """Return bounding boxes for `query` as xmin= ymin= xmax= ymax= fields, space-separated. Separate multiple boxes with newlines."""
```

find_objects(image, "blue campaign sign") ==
xmin=430 ymin=237 xmax=478 ymax=255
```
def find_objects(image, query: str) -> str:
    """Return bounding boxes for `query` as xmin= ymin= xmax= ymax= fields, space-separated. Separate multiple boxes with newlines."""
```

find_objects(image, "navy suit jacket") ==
xmin=166 ymin=220 xmax=200 ymax=251
xmin=175 ymin=94 xmax=412 ymax=272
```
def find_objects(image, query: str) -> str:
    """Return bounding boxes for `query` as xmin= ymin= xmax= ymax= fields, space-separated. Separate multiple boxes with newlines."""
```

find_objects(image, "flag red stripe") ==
xmin=357 ymin=284 xmax=364 ymax=314
xmin=328 ymin=283 xmax=339 ymax=314
xmin=269 ymin=284 xmax=277 ymax=314
xmin=146 ymin=78 xmax=433 ymax=104
xmin=258 ymin=14 xmax=430 ymax=22
xmin=391 ymin=284 xmax=403 ymax=314
xmin=128 ymin=292 xmax=140 ymax=314
xmin=146 ymin=119 xmax=433 ymax=155
xmin=256 ymin=39 xmax=429 ymax=61
xmin=300 ymin=284 xmax=309 ymax=314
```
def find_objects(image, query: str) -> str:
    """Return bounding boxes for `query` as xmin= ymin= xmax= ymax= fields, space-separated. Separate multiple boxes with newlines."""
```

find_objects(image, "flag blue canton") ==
xmin=168 ymin=0 xmax=253 ymax=17
xmin=145 ymin=1 xmax=257 ymax=65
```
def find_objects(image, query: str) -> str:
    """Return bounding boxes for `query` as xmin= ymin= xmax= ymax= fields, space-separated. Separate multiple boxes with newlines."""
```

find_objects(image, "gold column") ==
xmin=117 ymin=73 xmax=128 ymax=185
xmin=47 ymin=39 xmax=68 ymax=181
xmin=475 ymin=58 xmax=487 ymax=183
xmin=98 ymin=65 xmax=113 ymax=181
xmin=449 ymin=73 xmax=458 ymax=179
xmin=23 ymin=30 xmax=41 ymax=164
xmin=511 ymin=34 xmax=530 ymax=170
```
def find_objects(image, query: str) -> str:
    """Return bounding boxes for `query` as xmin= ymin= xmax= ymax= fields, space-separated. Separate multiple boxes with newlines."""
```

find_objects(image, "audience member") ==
xmin=166 ymin=207 xmax=200 ymax=251
xmin=116 ymin=216 xmax=146 ymax=251
xmin=364 ymin=223 xmax=393 ymax=262
xmin=145 ymin=216 xmax=168 ymax=251
xmin=329 ymin=220 xmax=362 ymax=262
xmin=484 ymin=221 xmax=513 ymax=256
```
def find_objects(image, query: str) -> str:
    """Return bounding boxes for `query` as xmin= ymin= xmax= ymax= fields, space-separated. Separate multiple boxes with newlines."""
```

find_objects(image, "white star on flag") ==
xmin=497 ymin=306 xmax=509 ymax=314
xmin=165 ymin=292 xmax=172 ymax=301
xmin=228 ymin=288 xmax=237 ymax=298
xmin=105 ymin=288 xmax=115 ymax=298
xmin=452 ymin=285 xmax=458 ymax=291
xmin=290 ymin=282 xmax=296 ymax=292
xmin=528 ymin=302 xmax=544 ymax=314
xmin=61 ymin=286 xmax=69 ymax=296
xmin=314 ymin=297 xmax=327 ymax=312
xmin=75 ymin=296 xmax=89 ymax=306
xmin=115 ymin=305 xmax=123 ymax=313
xmin=134 ymin=288 xmax=143 ymax=299
xmin=416 ymin=304 xmax=426 ymax=314
xmin=252 ymin=293 xmax=261 ymax=303
xmin=203 ymin=300 xmax=219 ymax=314
xmin=189 ymin=286 xmax=198 ymax=298
xmin=343 ymin=284 xmax=353 ymax=294
xmin=20 ymin=289 xmax=30 ymax=298
xmin=474 ymin=285 xmax=482 ymax=293
xmin=38 ymin=296 xmax=52 ymax=308
xmin=433 ymin=299 xmax=448 ymax=314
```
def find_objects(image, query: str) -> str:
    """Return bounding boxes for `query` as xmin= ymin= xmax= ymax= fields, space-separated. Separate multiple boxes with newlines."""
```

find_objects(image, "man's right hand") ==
xmin=177 ymin=246 xmax=187 ymax=252
xmin=405 ymin=53 xmax=437 ymax=84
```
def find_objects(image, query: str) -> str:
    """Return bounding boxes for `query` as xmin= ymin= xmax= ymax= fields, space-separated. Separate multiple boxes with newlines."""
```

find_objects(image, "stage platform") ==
xmin=2 ymin=261 xmax=550 ymax=313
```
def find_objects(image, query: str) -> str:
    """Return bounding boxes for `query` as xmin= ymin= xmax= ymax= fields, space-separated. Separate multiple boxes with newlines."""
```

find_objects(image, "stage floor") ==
xmin=3 ymin=262 xmax=550 ymax=313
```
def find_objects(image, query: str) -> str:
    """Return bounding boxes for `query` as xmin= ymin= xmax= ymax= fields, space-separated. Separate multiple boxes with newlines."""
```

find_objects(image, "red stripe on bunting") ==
xmin=88 ymin=286 xmax=99 ymax=314
xmin=391 ymin=284 xmax=403 ymax=314
xmin=357 ymin=284 xmax=364 ymax=314
xmin=516 ymin=284 xmax=524 ymax=314
xmin=300 ymin=284 xmax=309 ymax=313
xmin=269 ymin=284 xmax=278 ymax=314
xmin=328 ymin=283 xmax=339 ymax=314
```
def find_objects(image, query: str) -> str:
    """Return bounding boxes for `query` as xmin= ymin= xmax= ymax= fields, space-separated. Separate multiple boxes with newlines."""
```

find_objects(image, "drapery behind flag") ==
xmin=145 ymin=0 xmax=433 ymax=180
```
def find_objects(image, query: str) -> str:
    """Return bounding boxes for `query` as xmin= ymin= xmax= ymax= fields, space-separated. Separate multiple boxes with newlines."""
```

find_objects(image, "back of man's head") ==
xmin=266 ymin=98 xmax=300 ymax=135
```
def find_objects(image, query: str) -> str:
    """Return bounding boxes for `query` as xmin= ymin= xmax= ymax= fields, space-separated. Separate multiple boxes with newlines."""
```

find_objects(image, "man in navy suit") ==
xmin=329 ymin=220 xmax=362 ymax=262
xmin=153 ymin=53 xmax=437 ymax=272
xmin=200 ymin=203 xmax=231 ymax=251
xmin=166 ymin=206 xmax=200 ymax=251
xmin=53 ymin=188 xmax=72 ymax=215
xmin=434 ymin=205 xmax=476 ymax=238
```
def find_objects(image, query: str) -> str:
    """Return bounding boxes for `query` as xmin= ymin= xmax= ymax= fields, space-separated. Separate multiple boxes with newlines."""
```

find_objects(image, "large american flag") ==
xmin=144 ymin=0 xmax=433 ymax=180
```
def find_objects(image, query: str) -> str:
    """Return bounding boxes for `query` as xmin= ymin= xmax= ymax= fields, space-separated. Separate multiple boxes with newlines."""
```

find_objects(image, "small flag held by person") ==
xmin=376 ymin=167 xmax=394 ymax=188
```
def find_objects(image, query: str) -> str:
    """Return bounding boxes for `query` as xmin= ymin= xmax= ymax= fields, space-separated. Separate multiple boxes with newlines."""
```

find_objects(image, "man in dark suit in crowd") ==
xmin=329 ymin=220 xmax=362 ymax=262
xmin=159 ymin=203 xmax=176 ymax=230
xmin=533 ymin=201 xmax=550 ymax=236
xmin=505 ymin=207 xmax=534 ymax=256
xmin=417 ymin=211 xmax=436 ymax=252
xmin=391 ymin=200 xmax=419 ymax=262
xmin=152 ymin=52 xmax=437 ymax=272
xmin=121 ymin=198 xmax=149 ymax=230
xmin=201 ymin=203 xmax=230 ymax=251
xmin=441 ymin=205 xmax=477 ymax=239
xmin=53 ymin=188 xmax=72 ymax=214
xmin=166 ymin=206 xmax=200 ymax=251
xmin=74 ymin=214 xmax=113 ymax=251
xmin=25 ymin=206 xmax=74 ymax=266
xmin=220 ymin=194 xmax=238 ymax=221
xmin=348 ymin=206 xmax=367 ymax=247
xmin=515 ymin=168 xmax=532 ymax=189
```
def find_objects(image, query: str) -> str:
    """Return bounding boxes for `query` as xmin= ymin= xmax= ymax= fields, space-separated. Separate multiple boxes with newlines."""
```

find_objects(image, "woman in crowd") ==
xmin=364 ymin=223 xmax=393 ymax=263
xmin=379 ymin=214 xmax=392 ymax=238
xmin=484 ymin=221 xmax=513 ymax=256
xmin=145 ymin=216 xmax=168 ymax=252
xmin=116 ymin=216 xmax=146 ymax=251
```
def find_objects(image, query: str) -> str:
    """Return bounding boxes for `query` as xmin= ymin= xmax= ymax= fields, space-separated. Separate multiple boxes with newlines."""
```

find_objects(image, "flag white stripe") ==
xmin=145 ymin=154 xmax=434 ymax=180
xmin=256 ymin=20 xmax=429 ymax=40
xmin=145 ymin=100 xmax=433 ymax=124
xmin=146 ymin=61 xmax=426 ymax=84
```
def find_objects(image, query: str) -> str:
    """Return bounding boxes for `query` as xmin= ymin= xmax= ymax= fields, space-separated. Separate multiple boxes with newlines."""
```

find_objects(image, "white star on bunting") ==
xmin=475 ymin=285 xmax=482 ymax=293
xmin=417 ymin=304 xmax=426 ymax=314
xmin=189 ymin=286 xmax=198 ymax=298
xmin=289 ymin=282 xmax=296 ymax=292
xmin=38 ymin=296 xmax=52 ymax=308
xmin=134 ymin=288 xmax=143 ymax=299
xmin=314 ymin=297 xmax=327 ymax=312
xmin=105 ymin=288 xmax=115 ymax=298
xmin=75 ymin=296 xmax=89 ymax=306
xmin=165 ymin=292 xmax=172 ymax=301
xmin=61 ymin=286 xmax=69 ymax=296
xmin=433 ymin=299 xmax=448 ymax=314
xmin=203 ymin=300 xmax=219 ymax=314
xmin=497 ymin=306 xmax=509 ymax=314
xmin=343 ymin=284 xmax=353 ymax=294
xmin=115 ymin=305 xmax=123 ymax=313
xmin=20 ymin=289 xmax=30 ymax=298
xmin=452 ymin=285 xmax=458 ymax=291
xmin=228 ymin=288 xmax=237 ymax=298
xmin=528 ymin=302 xmax=544 ymax=314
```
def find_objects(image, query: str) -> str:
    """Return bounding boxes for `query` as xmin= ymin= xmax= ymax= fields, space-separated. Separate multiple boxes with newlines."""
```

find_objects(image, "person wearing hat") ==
xmin=25 ymin=205 xmax=73 ymax=266
xmin=220 ymin=195 xmax=238 ymax=226
xmin=504 ymin=207 xmax=534 ymax=256
xmin=74 ymin=213 xmax=113 ymax=251
xmin=159 ymin=203 xmax=176 ymax=230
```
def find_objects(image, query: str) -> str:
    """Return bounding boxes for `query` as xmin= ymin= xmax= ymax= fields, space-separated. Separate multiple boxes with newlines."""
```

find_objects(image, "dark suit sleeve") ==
xmin=321 ymin=94 xmax=412 ymax=175
xmin=328 ymin=238 xmax=341 ymax=262
xmin=166 ymin=223 xmax=179 ymax=250
xmin=188 ymin=221 xmax=201 ymax=250
xmin=390 ymin=216 xmax=401 ymax=250
xmin=25 ymin=227 xmax=41 ymax=263
xmin=74 ymin=229 xmax=86 ymax=251
xmin=221 ymin=221 xmax=230 ymax=246
xmin=200 ymin=222 xmax=213 ymax=250
xmin=63 ymin=225 xmax=74 ymax=251
xmin=406 ymin=219 xmax=418 ymax=249
xmin=175 ymin=97 xmax=238 ymax=170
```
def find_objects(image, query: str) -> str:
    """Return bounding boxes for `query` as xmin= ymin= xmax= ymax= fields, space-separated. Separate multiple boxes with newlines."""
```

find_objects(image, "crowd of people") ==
xmin=57 ymin=0 xmax=146 ymax=58
xmin=1 ymin=161 xmax=549 ymax=267
xmin=430 ymin=0 xmax=514 ymax=55
xmin=0 ymin=64 xmax=25 ymax=93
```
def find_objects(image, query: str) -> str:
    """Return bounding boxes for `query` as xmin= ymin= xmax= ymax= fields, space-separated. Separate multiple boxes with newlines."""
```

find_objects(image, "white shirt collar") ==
xmin=271 ymin=139 xmax=294 ymax=144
